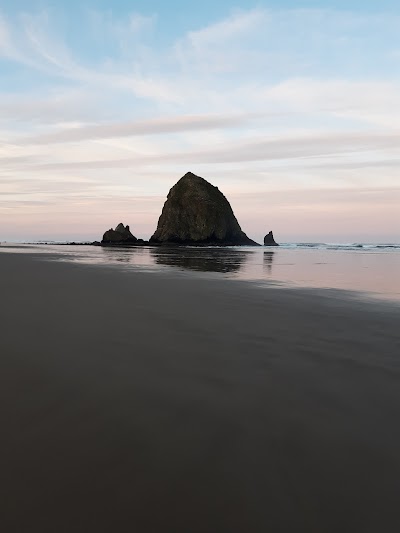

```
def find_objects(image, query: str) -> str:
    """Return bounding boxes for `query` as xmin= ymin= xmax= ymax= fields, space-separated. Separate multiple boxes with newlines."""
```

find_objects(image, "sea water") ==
xmin=1 ymin=242 xmax=399 ymax=302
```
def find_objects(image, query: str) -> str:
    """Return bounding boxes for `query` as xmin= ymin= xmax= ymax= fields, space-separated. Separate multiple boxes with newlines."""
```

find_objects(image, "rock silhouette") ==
xmin=102 ymin=223 xmax=138 ymax=244
xmin=150 ymin=172 xmax=258 ymax=246
xmin=264 ymin=231 xmax=279 ymax=246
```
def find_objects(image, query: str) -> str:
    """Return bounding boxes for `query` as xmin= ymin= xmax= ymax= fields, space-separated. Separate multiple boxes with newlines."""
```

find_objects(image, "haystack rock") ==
xmin=264 ymin=231 xmax=279 ymax=246
xmin=150 ymin=172 xmax=259 ymax=246
xmin=102 ymin=223 xmax=138 ymax=244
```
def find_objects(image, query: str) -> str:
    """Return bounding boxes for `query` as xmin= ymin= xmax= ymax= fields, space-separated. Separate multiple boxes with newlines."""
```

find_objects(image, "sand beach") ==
xmin=1 ymin=250 xmax=400 ymax=532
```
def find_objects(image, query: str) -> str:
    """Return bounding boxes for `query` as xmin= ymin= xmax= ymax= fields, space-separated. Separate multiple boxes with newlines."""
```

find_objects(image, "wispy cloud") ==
xmin=14 ymin=112 xmax=269 ymax=145
xmin=186 ymin=8 xmax=265 ymax=47
xmin=1 ymin=5 xmax=400 ymax=241
xmin=5 ymin=129 xmax=400 ymax=174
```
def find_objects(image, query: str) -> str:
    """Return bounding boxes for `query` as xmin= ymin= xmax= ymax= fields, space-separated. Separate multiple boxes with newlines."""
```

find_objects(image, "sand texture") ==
xmin=1 ymin=252 xmax=400 ymax=532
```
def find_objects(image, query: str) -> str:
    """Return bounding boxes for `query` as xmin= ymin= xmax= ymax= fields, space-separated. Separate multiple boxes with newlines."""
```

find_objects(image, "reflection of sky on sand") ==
xmin=234 ymin=247 xmax=400 ymax=301
xmin=1 ymin=244 xmax=399 ymax=301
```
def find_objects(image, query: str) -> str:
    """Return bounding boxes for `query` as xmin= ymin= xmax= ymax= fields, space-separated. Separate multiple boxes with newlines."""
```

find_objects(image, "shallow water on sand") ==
xmin=1 ymin=243 xmax=399 ymax=301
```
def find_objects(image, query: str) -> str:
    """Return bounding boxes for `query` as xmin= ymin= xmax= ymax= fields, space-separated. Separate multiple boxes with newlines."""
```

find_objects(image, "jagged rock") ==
xmin=264 ymin=231 xmax=279 ymax=246
xmin=102 ymin=223 xmax=138 ymax=244
xmin=150 ymin=172 xmax=259 ymax=246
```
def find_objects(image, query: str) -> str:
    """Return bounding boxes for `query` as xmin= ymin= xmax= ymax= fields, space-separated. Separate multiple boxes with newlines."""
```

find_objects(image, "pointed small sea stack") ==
xmin=150 ymin=172 xmax=258 ymax=245
xmin=264 ymin=231 xmax=279 ymax=246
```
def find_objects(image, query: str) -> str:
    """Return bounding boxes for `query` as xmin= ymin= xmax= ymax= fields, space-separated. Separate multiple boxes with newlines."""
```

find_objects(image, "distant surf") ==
xmin=279 ymin=243 xmax=400 ymax=252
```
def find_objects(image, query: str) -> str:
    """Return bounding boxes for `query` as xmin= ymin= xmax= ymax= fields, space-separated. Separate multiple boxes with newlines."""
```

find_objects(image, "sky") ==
xmin=1 ymin=0 xmax=399 ymax=243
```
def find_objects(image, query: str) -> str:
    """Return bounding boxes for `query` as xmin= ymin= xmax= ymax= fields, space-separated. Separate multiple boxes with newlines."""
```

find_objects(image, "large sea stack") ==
xmin=150 ymin=172 xmax=258 ymax=246
xmin=102 ymin=223 xmax=138 ymax=244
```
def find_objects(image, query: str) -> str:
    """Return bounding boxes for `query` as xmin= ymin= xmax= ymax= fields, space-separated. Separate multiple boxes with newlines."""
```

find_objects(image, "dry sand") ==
xmin=1 ymin=251 xmax=400 ymax=532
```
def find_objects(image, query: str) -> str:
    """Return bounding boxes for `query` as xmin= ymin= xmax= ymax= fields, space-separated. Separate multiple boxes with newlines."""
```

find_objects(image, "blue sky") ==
xmin=1 ymin=1 xmax=400 ymax=242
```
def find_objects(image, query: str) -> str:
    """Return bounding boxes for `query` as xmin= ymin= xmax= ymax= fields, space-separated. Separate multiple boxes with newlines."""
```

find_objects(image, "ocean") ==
xmin=1 ymin=242 xmax=399 ymax=301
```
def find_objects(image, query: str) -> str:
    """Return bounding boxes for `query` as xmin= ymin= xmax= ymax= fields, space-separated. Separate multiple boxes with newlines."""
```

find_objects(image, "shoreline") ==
xmin=1 ymin=244 xmax=399 ymax=305
xmin=1 ymin=252 xmax=400 ymax=532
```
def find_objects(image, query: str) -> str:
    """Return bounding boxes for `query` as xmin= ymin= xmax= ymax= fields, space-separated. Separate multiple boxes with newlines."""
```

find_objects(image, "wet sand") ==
xmin=1 ymin=252 xmax=400 ymax=532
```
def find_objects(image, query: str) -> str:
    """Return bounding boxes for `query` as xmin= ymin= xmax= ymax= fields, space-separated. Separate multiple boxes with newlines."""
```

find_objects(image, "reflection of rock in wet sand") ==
xmin=263 ymin=250 xmax=275 ymax=274
xmin=151 ymin=247 xmax=247 ymax=273
xmin=100 ymin=248 xmax=142 ymax=264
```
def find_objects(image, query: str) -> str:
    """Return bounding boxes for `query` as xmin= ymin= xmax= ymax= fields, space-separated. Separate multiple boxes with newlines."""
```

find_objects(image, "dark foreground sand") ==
xmin=1 ymin=252 xmax=400 ymax=533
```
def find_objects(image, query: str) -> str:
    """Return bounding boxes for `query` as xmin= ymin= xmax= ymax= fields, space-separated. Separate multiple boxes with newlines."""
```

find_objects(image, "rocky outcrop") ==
xmin=264 ymin=231 xmax=279 ymax=246
xmin=150 ymin=172 xmax=259 ymax=246
xmin=102 ymin=223 xmax=138 ymax=244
